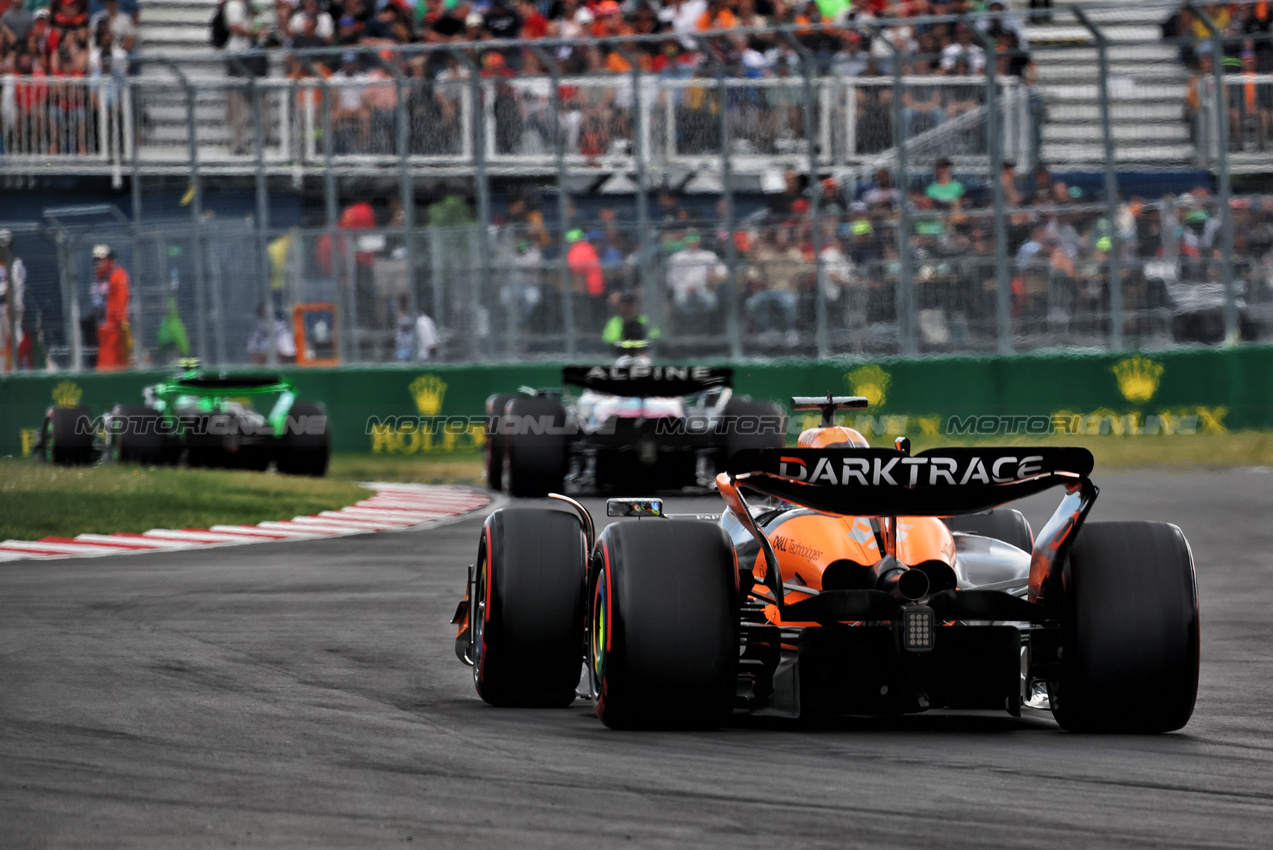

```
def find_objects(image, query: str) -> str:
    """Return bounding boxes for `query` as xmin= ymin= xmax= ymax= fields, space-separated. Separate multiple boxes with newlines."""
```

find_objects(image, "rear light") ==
xmin=900 ymin=605 xmax=936 ymax=653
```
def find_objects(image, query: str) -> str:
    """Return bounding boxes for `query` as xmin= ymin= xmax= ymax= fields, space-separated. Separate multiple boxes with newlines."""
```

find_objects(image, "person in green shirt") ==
xmin=925 ymin=157 xmax=966 ymax=211
xmin=602 ymin=291 xmax=660 ymax=350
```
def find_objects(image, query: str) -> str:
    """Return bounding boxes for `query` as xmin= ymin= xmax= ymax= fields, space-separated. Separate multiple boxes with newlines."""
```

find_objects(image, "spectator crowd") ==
xmin=0 ymin=0 xmax=139 ymax=155
xmin=211 ymin=0 xmax=1041 ymax=160
xmin=481 ymin=159 xmax=1273 ymax=354
xmin=1171 ymin=1 xmax=1273 ymax=152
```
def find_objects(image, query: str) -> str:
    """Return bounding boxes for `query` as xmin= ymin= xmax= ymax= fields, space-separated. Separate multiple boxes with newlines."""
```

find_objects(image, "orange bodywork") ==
xmin=724 ymin=425 xmax=957 ymax=628
xmin=752 ymin=513 xmax=955 ymax=627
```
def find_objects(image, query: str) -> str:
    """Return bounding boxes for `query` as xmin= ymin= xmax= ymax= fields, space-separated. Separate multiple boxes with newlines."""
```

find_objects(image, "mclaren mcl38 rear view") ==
xmin=452 ymin=395 xmax=1199 ymax=733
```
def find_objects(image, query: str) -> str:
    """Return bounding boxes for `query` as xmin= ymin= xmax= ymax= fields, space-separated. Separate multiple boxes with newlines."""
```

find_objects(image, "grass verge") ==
xmin=324 ymin=432 xmax=1273 ymax=488
xmin=328 ymin=452 xmax=485 ymax=485
xmin=0 ymin=460 xmax=369 ymax=542
xmin=905 ymin=431 xmax=1273 ymax=469
xmin=6 ymin=432 xmax=1267 ymax=540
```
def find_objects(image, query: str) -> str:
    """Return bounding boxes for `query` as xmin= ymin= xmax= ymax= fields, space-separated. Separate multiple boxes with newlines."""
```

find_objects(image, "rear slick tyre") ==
xmin=49 ymin=405 xmax=94 ymax=466
xmin=276 ymin=401 xmax=331 ymax=477
xmin=111 ymin=404 xmax=166 ymax=465
xmin=717 ymin=397 xmax=786 ymax=469
xmin=473 ymin=508 xmax=587 ymax=707
xmin=484 ymin=393 xmax=520 ymax=492
xmin=1049 ymin=521 xmax=1199 ymax=733
xmin=502 ymin=396 xmax=567 ymax=498
xmin=589 ymin=520 xmax=738 ymax=729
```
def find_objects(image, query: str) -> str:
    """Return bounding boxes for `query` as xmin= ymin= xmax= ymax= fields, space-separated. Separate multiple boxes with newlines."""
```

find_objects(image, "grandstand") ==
xmin=121 ymin=0 xmax=1197 ymax=175
xmin=135 ymin=0 xmax=234 ymax=153
xmin=0 ymin=1 xmax=1230 ymax=180
xmin=1027 ymin=1 xmax=1193 ymax=169
xmin=1 ymin=1 xmax=1269 ymax=369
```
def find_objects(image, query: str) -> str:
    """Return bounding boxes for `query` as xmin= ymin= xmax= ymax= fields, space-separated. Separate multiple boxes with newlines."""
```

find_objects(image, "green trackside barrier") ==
xmin=4 ymin=347 xmax=1272 ymax=457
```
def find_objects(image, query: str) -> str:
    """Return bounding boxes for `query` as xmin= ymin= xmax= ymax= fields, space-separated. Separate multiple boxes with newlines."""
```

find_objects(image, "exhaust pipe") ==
xmin=871 ymin=555 xmax=930 ymax=602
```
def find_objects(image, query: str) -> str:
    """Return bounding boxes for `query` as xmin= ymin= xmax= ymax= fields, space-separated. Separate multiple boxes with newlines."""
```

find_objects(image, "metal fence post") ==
xmin=780 ymin=32 xmax=829 ymax=358
xmin=60 ymin=233 xmax=81 ymax=371
xmin=300 ymin=56 xmax=346 ymax=364
xmin=119 ymin=68 xmax=145 ymax=367
xmin=457 ymin=50 xmax=492 ymax=361
xmin=125 ymin=70 xmax=141 ymax=228
xmin=968 ymin=16 xmax=1013 ymax=354
xmin=875 ymin=26 xmax=915 ymax=355
xmin=384 ymin=56 xmax=419 ymax=330
xmin=231 ymin=55 xmax=274 ymax=361
xmin=700 ymin=37 xmax=742 ymax=359
xmin=529 ymin=44 xmax=575 ymax=357
xmin=1074 ymin=9 xmax=1125 ymax=352
xmin=160 ymin=59 xmax=210 ymax=364
xmin=1188 ymin=2 xmax=1238 ymax=344
xmin=611 ymin=43 xmax=655 ymax=323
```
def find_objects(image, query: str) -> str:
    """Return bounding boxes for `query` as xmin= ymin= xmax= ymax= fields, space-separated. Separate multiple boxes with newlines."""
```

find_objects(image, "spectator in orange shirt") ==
xmin=592 ymin=0 xmax=629 ymax=37
xmin=567 ymin=228 xmax=604 ymax=296
xmin=697 ymin=0 xmax=737 ymax=31
xmin=567 ymin=228 xmax=607 ymax=329
xmin=90 ymin=244 xmax=131 ymax=371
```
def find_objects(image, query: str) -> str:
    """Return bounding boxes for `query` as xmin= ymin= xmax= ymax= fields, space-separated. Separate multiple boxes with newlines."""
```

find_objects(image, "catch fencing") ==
xmin=0 ymin=2 xmax=1269 ymax=370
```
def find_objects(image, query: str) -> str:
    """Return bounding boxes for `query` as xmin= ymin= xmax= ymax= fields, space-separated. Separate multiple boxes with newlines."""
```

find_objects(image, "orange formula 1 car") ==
xmin=452 ymin=395 xmax=1199 ymax=733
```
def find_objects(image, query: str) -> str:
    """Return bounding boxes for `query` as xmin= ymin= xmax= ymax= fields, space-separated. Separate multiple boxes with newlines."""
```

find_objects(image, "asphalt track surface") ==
xmin=3 ymin=470 xmax=1273 ymax=849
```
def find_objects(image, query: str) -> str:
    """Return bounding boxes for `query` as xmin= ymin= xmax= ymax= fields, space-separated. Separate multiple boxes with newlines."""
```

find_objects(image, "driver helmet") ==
xmin=614 ymin=352 xmax=653 ymax=369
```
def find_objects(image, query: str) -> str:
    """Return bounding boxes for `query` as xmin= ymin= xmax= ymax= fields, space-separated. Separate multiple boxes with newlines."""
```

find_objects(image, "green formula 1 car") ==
xmin=36 ymin=365 xmax=332 ymax=476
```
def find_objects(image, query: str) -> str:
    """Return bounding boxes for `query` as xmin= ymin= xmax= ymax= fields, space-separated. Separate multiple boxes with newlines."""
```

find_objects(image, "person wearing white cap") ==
xmin=0 ymin=229 xmax=27 ymax=371
xmin=90 ymin=244 xmax=132 ymax=371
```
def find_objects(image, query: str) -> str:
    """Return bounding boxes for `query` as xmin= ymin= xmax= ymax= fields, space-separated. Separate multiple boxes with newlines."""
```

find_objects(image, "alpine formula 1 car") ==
xmin=484 ymin=359 xmax=785 ymax=497
xmin=453 ymin=395 xmax=1199 ymax=732
xmin=36 ymin=364 xmax=332 ymax=476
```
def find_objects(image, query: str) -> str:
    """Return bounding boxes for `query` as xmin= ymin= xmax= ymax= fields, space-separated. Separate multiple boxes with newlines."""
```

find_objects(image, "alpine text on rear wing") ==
xmin=561 ymin=365 xmax=733 ymax=397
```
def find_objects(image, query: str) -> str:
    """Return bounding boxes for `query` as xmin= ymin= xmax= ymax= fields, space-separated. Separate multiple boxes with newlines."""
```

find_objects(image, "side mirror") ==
xmin=606 ymin=498 xmax=665 ymax=518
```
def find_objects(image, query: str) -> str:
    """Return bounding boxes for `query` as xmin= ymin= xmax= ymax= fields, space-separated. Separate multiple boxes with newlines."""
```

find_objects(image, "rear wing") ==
xmin=159 ymin=372 xmax=294 ymax=397
xmin=722 ymin=445 xmax=1098 ymax=611
xmin=726 ymin=447 xmax=1094 ymax=517
xmin=175 ymin=374 xmax=285 ymax=390
xmin=562 ymin=365 xmax=732 ymax=397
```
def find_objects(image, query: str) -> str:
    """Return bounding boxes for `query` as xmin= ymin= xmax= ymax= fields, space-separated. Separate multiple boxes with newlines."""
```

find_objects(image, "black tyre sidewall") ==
xmin=111 ymin=404 xmax=166 ymax=465
xmin=50 ymin=405 xmax=93 ymax=465
xmin=591 ymin=520 xmax=738 ymax=729
xmin=718 ymin=397 xmax=786 ymax=467
xmin=502 ymin=396 xmax=567 ymax=498
xmin=1051 ymin=521 xmax=1200 ymax=733
xmin=475 ymin=508 xmax=587 ymax=707
xmin=277 ymin=401 xmax=331 ymax=476
xmin=484 ymin=393 xmax=520 ymax=491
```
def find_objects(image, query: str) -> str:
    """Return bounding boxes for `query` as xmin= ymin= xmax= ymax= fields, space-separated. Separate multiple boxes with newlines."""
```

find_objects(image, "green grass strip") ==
xmin=325 ymin=431 xmax=1273 ymax=486
xmin=0 ymin=460 xmax=369 ymax=542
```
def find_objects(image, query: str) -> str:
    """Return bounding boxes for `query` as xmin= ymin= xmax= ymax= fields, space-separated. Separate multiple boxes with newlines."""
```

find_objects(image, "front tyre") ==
xmin=589 ymin=521 xmax=738 ymax=729
xmin=473 ymin=508 xmax=587 ymax=707
xmin=1049 ymin=521 xmax=1200 ymax=733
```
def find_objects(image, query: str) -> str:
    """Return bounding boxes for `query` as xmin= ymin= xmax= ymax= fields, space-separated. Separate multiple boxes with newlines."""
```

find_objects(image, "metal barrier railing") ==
xmin=3 ymin=4 xmax=1271 ymax=369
